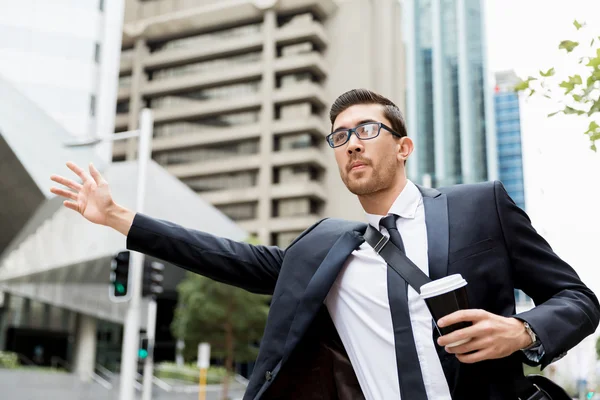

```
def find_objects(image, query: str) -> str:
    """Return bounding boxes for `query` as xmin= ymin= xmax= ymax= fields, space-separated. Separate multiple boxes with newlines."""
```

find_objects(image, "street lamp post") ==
xmin=119 ymin=108 xmax=153 ymax=400
xmin=65 ymin=108 xmax=156 ymax=400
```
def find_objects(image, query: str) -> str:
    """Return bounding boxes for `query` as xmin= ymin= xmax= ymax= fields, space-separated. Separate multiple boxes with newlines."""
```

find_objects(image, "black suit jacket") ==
xmin=126 ymin=181 xmax=600 ymax=399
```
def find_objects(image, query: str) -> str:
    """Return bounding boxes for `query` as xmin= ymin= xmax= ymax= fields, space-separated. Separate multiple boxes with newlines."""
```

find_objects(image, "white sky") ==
xmin=484 ymin=0 xmax=600 ymax=377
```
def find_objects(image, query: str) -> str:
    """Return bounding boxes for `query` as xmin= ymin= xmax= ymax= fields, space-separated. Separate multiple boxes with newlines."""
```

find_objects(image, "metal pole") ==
xmin=119 ymin=108 xmax=153 ymax=400
xmin=142 ymin=298 xmax=157 ymax=400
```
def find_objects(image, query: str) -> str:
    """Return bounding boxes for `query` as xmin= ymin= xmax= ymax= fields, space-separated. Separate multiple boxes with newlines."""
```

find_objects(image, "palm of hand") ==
xmin=78 ymin=180 xmax=112 ymax=225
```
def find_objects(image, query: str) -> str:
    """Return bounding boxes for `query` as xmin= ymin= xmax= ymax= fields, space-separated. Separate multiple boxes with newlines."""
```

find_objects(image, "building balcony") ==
xmin=117 ymin=87 xmax=131 ymax=102
xmin=272 ymin=147 xmax=327 ymax=169
xmin=165 ymin=154 xmax=262 ymax=178
xmin=269 ymin=214 xmax=322 ymax=232
xmin=152 ymin=93 xmax=262 ymax=124
xmin=120 ymin=50 xmax=134 ymax=74
xmin=115 ymin=114 xmax=129 ymax=131
xmin=236 ymin=214 xmax=321 ymax=233
xmin=273 ymin=115 xmax=329 ymax=137
xmin=142 ymin=63 xmax=263 ymax=98
xmin=112 ymin=123 xmax=262 ymax=158
xmin=146 ymin=34 xmax=263 ymax=71
xmin=271 ymin=181 xmax=326 ymax=201
xmin=199 ymin=186 xmax=261 ymax=205
xmin=275 ymin=51 xmax=327 ymax=80
xmin=274 ymin=81 xmax=327 ymax=110
xmin=118 ymin=50 xmax=326 ymax=102
xmin=275 ymin=18 xmax=328 ymax=50
xmin=124 ymin=0 xmax=337 ymax=46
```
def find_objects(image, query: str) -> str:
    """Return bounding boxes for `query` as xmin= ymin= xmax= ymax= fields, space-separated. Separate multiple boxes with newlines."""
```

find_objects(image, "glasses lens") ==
xmin=356 ymin=123 xmax=380 ymax=139
xmin=330 ymin=130 xmax=349 ymax=147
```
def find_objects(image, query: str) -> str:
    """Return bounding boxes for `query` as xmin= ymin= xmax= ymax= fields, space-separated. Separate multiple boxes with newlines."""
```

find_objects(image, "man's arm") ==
xmin=494 ymin=180 xmax=600 ymax=368
xmin=50 ymin=161 xmax=283 ymax=295
xmin=126 ymin=213 xmax=282 ymax=295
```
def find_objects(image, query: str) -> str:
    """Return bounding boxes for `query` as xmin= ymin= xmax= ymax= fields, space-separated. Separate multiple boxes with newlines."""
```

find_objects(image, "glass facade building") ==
xmin=404 ymin=0 xmax=497 ymax=187
xmin=495 ymin=71 xmax=525 ymax=210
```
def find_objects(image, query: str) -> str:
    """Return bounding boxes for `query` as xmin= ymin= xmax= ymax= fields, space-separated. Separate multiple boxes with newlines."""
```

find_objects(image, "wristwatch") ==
xmin=522 ymin=321 xmax=538 ymax=350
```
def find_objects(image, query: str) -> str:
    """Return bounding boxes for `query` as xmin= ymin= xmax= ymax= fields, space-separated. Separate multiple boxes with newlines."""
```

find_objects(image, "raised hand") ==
xmin=50 ymin=162 xmax=115 ymax=225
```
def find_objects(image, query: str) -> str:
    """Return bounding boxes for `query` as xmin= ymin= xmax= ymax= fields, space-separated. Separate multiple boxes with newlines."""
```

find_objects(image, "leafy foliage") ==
xmin=515 ymin=20 xmax=600 ymax=151
xmin=171 ymin=272 xmax=270 ymax=362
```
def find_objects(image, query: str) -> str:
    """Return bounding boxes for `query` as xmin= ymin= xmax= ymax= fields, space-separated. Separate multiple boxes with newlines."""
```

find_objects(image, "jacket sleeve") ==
xmin=126 ymin=213 xmax=284 ymax=295
xmin=493 ymin=181 xmax=600 ymax=368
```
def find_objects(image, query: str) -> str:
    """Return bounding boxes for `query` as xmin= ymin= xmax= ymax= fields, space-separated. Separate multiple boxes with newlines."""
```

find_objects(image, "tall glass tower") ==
xmin=404 ymin=0 xmax=497 ymax=187
xmin=495 ymin=70 xmax=526 ymax=210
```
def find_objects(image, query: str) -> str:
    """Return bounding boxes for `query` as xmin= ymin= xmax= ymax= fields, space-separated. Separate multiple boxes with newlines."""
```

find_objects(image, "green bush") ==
xmin=155 ymin=362 xmax=233 ymax=384
xmin=0 ymin=352 xmax=19 ymax=369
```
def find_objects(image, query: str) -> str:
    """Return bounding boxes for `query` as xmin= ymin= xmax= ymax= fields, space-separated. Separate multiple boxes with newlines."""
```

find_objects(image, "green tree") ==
xmin=596 ymin=335 xmax=600 ymax=360
xmin=515 ymin=20 xmax=600 ymax=151
xmin=171 ymin=235 xmax=270 ymax=400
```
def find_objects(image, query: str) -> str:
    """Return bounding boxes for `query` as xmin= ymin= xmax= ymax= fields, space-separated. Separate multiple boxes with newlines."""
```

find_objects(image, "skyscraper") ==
xmin=115 ymin=0 xmax=405 ymax=247
xmin=495 ymin=70 xmax=525 ymax=210
xmin=403 ymin=0 xmax=497 ymax=187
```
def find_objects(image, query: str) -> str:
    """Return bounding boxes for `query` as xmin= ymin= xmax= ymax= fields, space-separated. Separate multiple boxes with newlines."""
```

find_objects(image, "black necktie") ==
xmin=380 ymin=214 xmax=428 ymax=399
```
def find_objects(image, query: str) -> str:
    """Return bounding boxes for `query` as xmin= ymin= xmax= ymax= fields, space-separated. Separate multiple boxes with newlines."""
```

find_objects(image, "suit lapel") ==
xmin=281 ymin=231 xmax=364 ymax=363
xmin=418 ymin=185 xmax=449 ymax=280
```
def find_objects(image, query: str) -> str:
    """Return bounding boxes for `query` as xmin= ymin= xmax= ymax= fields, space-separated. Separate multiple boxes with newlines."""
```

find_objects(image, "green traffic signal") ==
xmin=115 ymin=283 xmax=125 ymax=294
xmin=138 ymin=349 xmax=148 ymax=359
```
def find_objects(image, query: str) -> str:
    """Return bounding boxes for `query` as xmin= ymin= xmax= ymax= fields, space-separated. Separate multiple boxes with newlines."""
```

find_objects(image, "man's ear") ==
xmin=397 ymin=137 xmax=414 ymax=161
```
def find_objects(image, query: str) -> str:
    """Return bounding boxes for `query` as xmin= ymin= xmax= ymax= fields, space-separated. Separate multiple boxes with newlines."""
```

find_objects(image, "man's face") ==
xmin=331 ymin=104 xmax=408 ymax=196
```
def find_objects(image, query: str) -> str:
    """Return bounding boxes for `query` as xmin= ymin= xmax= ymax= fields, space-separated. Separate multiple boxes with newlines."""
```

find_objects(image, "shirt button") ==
xmin=265 ymin=370 xmax=273 ymax=381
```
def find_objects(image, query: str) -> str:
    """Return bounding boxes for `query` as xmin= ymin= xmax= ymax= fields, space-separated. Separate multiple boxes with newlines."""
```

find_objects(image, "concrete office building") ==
xmin=114 ymin=0 xmax=405 ymax=247
xmin=403 ymin=0 xmax=497 ymax=187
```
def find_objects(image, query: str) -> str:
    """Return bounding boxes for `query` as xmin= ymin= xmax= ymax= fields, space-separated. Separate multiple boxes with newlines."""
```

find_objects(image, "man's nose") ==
xmin=346 ymin=133 xmax=363 ymax=154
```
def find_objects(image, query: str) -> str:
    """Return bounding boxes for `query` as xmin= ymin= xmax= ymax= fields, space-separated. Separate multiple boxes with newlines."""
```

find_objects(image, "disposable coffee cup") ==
xmin=420 ymin=274 xmax=471 ymax=347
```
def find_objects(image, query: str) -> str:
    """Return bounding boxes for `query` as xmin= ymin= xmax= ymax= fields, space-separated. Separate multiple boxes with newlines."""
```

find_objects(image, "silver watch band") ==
xmin=522 ymin=321 xmax=538 ymax=350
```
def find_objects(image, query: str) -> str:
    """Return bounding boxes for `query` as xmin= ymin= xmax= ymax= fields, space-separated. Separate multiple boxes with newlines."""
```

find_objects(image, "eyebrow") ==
xmin=332 ymin=119 xmax=379 ymax=132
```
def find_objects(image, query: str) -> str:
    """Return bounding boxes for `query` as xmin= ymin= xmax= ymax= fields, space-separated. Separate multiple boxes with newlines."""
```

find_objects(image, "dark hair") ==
xmin=329 ymin=89 xmax=407 ymax=138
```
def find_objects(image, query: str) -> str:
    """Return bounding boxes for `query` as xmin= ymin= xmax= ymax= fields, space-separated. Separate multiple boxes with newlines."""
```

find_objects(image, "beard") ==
xmin=341 ymin=156 xmax=398 ymax=196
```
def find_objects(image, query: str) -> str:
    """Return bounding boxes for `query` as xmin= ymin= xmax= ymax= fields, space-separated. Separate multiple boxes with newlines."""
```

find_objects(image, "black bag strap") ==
xmin=363 ymin=224 xmax=431 ymax=293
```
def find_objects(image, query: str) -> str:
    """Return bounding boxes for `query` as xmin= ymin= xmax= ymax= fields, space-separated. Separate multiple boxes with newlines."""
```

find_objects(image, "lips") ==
xmin=349 ymin=161 xmax=368 ymax=171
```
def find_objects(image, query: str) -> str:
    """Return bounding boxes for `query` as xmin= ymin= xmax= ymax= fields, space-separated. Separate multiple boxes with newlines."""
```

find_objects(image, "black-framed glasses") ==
xmin=326 ymin=122 xmax=403 ymax=148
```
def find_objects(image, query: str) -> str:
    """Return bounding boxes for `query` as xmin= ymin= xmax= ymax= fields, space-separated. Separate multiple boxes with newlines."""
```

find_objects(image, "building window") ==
xmin=94 ymin=43 xmax=101 ymax=63
xmin=181 ymin=171 xmax=258 ymax=193
xmin=90 ymin=95 xmax=96 ymax=117
xmin=272 ymin=231 xmax=304 ymax=248
xmin=217 ymin=202 xmax=257 ymax=221
xmin=153 ymin=140 xmax=259 ymax=166
xmin=99 ymin=0 xmax=104 ymax=11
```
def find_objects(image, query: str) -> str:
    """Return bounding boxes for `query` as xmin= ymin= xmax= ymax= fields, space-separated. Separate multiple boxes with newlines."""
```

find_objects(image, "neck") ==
xmin=358 ymin=177 xmax=408 ymax=215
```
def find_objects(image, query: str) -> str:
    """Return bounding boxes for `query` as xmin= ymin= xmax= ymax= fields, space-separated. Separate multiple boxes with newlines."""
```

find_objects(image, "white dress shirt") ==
xmin=325 ymin=180 xmax=452 ymax=400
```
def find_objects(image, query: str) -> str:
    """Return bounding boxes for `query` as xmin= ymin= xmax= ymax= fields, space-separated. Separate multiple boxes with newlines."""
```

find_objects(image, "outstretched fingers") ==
xmin=88 ymin=162 xmax=106 ymax=185
xmin=50 ymin=174 xmax=82 ymax=192
xmin=66 ymin=161 xmax=90 ymax=183
xmin=63 ymin=200 xmax=79 ymax=212
xmin=50 ymin=187 xmax=78 ymax=201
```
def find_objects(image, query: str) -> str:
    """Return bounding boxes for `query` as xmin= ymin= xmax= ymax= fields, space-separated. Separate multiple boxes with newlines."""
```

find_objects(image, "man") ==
xmin=50 ymin=89 xmax=599 ymax=399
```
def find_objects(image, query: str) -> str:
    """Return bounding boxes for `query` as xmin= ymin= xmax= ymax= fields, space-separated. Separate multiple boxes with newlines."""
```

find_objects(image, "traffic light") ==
xmin=139 ymin=337 xmax=149 ymax=360
xmin=142 ymin=259 xmax=165 ymax=298
xmin=110 ymin=251 xmax=130 ymax=301
xmin=137 ymin=336 xmax=150 ymax=375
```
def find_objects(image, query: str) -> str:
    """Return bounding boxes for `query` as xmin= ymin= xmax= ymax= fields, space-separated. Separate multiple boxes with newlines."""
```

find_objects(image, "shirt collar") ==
xmin=365 ymin=180 xmax=422 ymax=228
